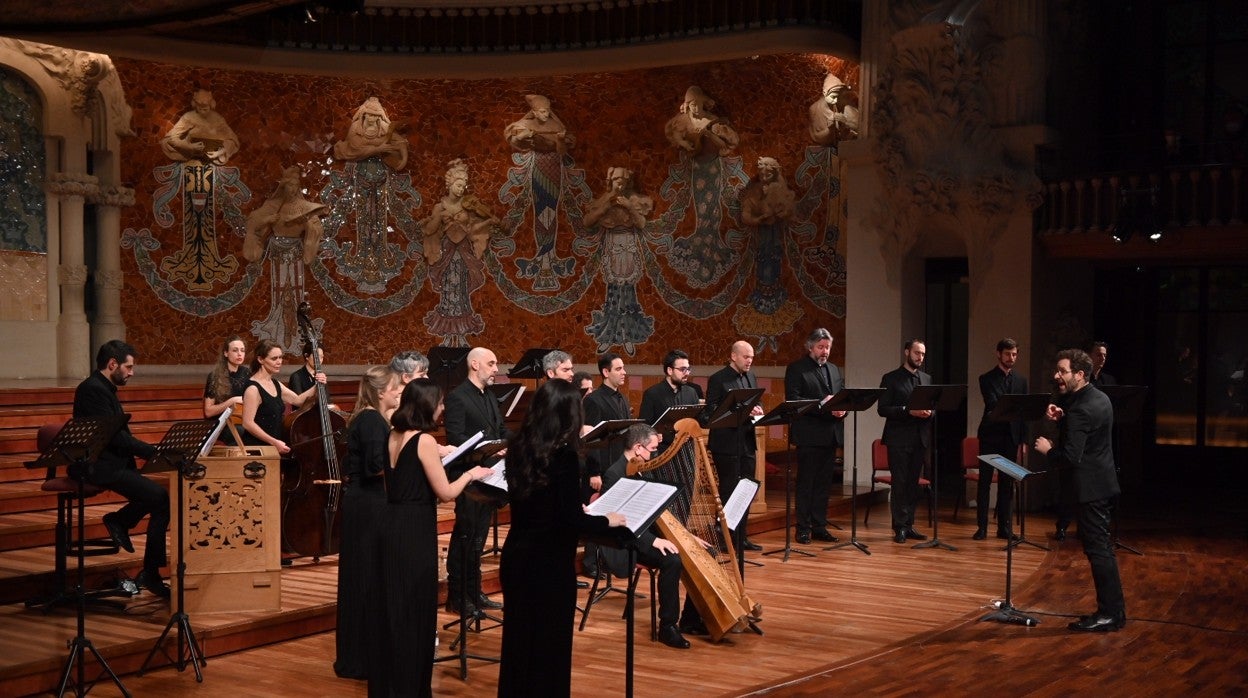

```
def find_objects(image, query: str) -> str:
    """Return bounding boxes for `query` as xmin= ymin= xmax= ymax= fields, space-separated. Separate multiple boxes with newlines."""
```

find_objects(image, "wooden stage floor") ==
xmin=4 ymin=493 xmax=1245 ymax=697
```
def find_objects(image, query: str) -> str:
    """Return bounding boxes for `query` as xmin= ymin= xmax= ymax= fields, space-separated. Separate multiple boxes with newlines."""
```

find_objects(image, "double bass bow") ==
xmin=282 ymin=301 xmax=347 ymax=561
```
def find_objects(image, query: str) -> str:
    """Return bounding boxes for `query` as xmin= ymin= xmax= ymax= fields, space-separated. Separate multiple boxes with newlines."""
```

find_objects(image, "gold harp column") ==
xmin=47 ymin=172 xmax=99 ymax=379
xmin=91 ymin=185 xmax=134 ymax=349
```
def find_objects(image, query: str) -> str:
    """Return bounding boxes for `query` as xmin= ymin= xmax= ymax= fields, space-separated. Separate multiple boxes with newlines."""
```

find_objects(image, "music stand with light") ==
xmin=137 ymin=418 xmax=222 ymax=682
xmin=756 ymin=399 xmax=819 ymax=561
xmin=1098 ymin=385 xmax=1148 ymax=556
xmin=702 ymin=387 xmax=765 ymax=576
xmin=25 ymin=415 xmax=130 ymax=698
xmin=978 ymin=453 xmax=1041 ymax=627
xmin=906 ymin=384 xmax=967 ymax=552
xmin=986 ymin=393 xmax=1052 ymax=552
xmin=426 ymin=346 xmax=470 ymax=396
xmin=823 ymin=388 xmax=886 ymax=556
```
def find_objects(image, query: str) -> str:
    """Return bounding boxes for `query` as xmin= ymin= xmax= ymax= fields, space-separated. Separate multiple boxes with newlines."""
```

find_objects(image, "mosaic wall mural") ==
xmin=115 ymin=55 xmax=856 ymax=367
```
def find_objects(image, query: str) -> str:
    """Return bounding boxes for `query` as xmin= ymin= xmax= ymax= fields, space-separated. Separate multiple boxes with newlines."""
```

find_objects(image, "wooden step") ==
xmin=0 ymin=496 xmax=159 ymax=553
xmin=0 ymin=480 xmax=131 ymax=515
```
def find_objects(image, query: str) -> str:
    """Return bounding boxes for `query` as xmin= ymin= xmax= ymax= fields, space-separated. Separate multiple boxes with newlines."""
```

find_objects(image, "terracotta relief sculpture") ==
xmin=333 ymin=96 xmax=409 ymax=170
xmin=160 ymin=89 xmax=240 ymax=165
xmin=420 ymin=159 xmax=499 ymax=346
xmin=664 ymin=86 xmax=739 ymax=157
xmin=809 ymin=74 xmax=860 ymax=146
xmin=583 ymin=167 xmax=655 ymax=354
xmin=503 ymin=94 xmax=575 ymax=156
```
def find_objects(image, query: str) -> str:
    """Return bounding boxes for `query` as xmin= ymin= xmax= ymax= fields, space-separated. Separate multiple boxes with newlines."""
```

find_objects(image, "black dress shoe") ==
xmin=576 ymin=580 xmax=589 ymax=589
xmin=1068 ymin=613 xmax=1125 ymax=632
xmin=904 ymin=529 xmax=927 ymax=541
xmin=972 ymin=528 xmax=987 ymax=540
xmin=1054 ymin=524 xmax=1068 ymax=541
xmin=741 ymin=538 xmax=763 ymax=552
xmin=811 ymin=529 xmax=838 ymax=543
xmin=894 ymin=530 xmax=907 ymax=544
xmin=658 ymin=624 xmax=691 ymax=649
xmin=135 ymin=569 xmax=171 ymax=599
xmin=445 ymin=598 xmax=480 ymax=618
xmin=679 ymin=620 xmax=709 ymax=637
xmin=102 ymin=513 xmax=134 ymax=554
xmin=476 ymin=593 xmax=503 ymax=610
xmin=795 ymin=530 xmax=812 ymax=545
xmin=996 ymin=530 xmax=1018 ymax=541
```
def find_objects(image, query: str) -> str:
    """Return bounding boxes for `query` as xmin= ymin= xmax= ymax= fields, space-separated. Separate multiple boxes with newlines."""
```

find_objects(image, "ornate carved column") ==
xmin=92 ymin=185 xmax=135 ymax=348
xmin=47 ymin=172 xmax=99 ymax=378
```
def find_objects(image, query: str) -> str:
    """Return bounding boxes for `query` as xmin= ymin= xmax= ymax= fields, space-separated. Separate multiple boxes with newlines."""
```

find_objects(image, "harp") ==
xmin=628 ymin=418 xmax=761 ymax=640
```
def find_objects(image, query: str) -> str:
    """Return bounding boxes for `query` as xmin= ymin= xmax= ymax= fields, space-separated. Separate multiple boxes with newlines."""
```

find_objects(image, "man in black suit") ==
xmin=72 ymin=340 xmax=169 ymax=597
xmin=583 ymin=352 xmax=632 ymax=497
xmin=599 ymin=424 xmax=693 ymax=649
xmin=783 ymin=328 xmax=846 ymax=544
xmin=877 ymin=339 xmax=932 ymax=544
xmin=1088 ymin=341 xmax=1117 ymax=387
xmin=705 ymin=340 xmax=765 ymax=550
xmin=443 ymin=346 xmax=509 ymax=617
xmin=1055 ymin=340 xmax=1116 ymax=540
xmin=639 ymin=349 xmax=701 ymax=453
xmin=1034 ymin=348 xmax=1125 ymax=632
xmin=974 ymin=338 xmax=1028 ymax=541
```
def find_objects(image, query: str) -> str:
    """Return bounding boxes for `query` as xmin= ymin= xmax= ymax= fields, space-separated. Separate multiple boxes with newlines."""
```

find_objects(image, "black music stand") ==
xmin=506 ymin=347 xmax=558 ymax=380
xmin=426 ymin=346 xmax=470 ymax=396
xmin=978 ymin=453 xmax=1041 ymax=627
xmin=649 ymin=404 xmax=706 ymax=439
xmin=825 ymin=388 xmax=886 ymax=556
xmin=137 ymin=419 xmax=221 ymax=682
xmin=26 ymin=415 xmax=131 ymax=698
xmin=703 ymin=387 xmax=765 ymax=576
xmin=437 ymin=440 xmax=505 ymax=680
xmin=987 ymin=393 xmax=1052 ymax=552
xmin=758 ymin=399 xmax=820 ymax=561
xmin=907 ymin=384 xmax=966 ymax=552
xmin=1098 ymin=385 xmax=1148 ymax=556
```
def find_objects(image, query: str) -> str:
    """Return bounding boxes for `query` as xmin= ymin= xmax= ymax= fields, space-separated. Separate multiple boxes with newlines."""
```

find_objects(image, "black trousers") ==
xmin=885 ymin=441 xmax=924 ymax=532
xmin=977 ymin=460 xmax=1015 ymax=533
xmin=711 ymin=450 xmax=753 ymax=539
xmin=1078 ymin=497 xmax=1126 ymax=617
xmin=632 ymin=546 xmax=684 ymax=627
xmin=794 ymin=445 xmax=836 ymax=532
xmin=446 ymin=494 xmax=493 ymax=600
xmin=86 ymin=464 xmax=169 ymax=574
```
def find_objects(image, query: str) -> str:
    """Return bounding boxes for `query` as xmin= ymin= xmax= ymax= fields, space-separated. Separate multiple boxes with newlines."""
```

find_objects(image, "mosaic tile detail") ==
xmin=0 ymin=67 xmax=46 ymax=253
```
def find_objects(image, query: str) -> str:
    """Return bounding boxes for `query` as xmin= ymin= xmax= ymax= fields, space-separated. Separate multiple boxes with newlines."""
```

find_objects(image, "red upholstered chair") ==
xmin=953 ymin=436 xmax=998 ymax=521
xmin=25 ymin=420 xmax=125 ymax=612
xmin=863 ymin=439 xmax=933 ymax=527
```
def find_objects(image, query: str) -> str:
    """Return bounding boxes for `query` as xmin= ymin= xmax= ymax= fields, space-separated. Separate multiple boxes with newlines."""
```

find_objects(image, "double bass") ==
xmin=282 ymin=301 xmax=347 ymax=560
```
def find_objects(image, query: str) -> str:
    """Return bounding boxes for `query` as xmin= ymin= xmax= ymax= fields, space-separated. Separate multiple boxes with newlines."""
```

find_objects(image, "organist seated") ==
xmin=599 ymin=424 xmax=706 ymax=648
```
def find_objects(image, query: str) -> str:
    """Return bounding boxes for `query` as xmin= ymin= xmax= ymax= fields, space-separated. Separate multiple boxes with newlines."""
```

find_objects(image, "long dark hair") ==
xmin=505 ymin=379 xmax=584 ymax=500
xmin=391 ymin=378 xmax=441 ymax=433
xmin=208 ymin=335 xmax=245 ymax=402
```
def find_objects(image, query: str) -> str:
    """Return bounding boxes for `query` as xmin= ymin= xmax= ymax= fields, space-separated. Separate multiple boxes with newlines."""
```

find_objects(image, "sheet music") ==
xmin=199 ymin=406 xmax=233 ymax=457
xmin=441 ymin=431 xmax=485 ymax=466
xmin=722 ymin=478 xmax=760 ymax=530
xmin=479 ymin=460 xmax=508 ymax=491
xmin=586 ymin=478 xmax=678 ymax=535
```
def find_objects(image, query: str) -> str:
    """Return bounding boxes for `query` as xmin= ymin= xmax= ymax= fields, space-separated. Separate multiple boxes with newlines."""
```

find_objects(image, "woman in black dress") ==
xmin=333 ymin=365 xmax=402 ymax=680
xmin=498 ymin=379 xmax=627 ymax=698
xmin=240 ymin=339 xmax=320 ymax=452
xmin=369 ymin=378 xmax=491 ymax=697
xmin=202 ymin=335 xmax=249 ymax=444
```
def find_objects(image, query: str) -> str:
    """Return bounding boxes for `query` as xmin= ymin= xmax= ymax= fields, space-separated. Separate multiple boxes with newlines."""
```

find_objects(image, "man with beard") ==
xmin=1034 ymin=349 xmax=1125 ymax=632
xmin=974 ymin=338 xmax=1029 ymax=541
xmin=542 ymin=350 xmax=575 ymax=382
xmin=443 ymin=347 xmax=509 ymax=617
xmin=784 ymin=328 xmax=846 ymax=544
xmin=705 ymin=341 xmax=766 ymax=550
xmin=73 ymin=340 xmax=168 ymax=597
xmin=639 ymin=349 xmax=701 ymax=453
xmin=878 ymin=340 xmax=933 ymax=544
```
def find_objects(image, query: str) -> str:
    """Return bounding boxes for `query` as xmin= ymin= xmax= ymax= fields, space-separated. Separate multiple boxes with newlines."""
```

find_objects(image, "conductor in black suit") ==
xmin=974 ymin=338 xmax=1028 ymax=541
xmin=443 ymin=346 xmax=509 ymax=617
xmin=877 ymin=339 xmax=932 ymax=544
xmin=705 ymin=340 xmax=765 ymax=550
xmin=783 ymin=328 xmax=846 ymax=544
xmin=72 ymin=340 xmax=169 ymax=597
xmin=1034 ymin=348 xmax=1126 ymax=632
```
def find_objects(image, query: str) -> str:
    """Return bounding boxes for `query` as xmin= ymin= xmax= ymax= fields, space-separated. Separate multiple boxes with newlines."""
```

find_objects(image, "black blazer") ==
xmin=444 ymin=379 xmax=507 ymax=446
xmin=784 ymin=355 xmax=844 ymax=448
xmin=583 ymin=385 xmax=631 ymax=477
xmin=597 ymin=455 xmax=661 ymax=578
xmin=976 ymin=366 xmax=1028 ymax=454
xmin=704 ymin=364 xmax=758 ymax=455
xmin=878 ymin=365 xmax=932 ymax=449
xmin=72 ymin=371 xmax=156 ymax=473
xmin=1051 ymin=385 xmax=1119 ymax=503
